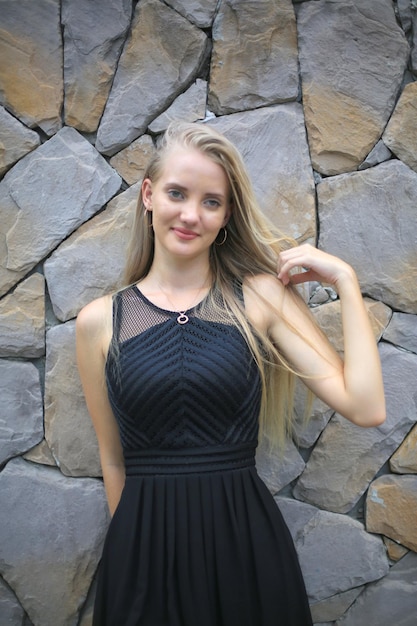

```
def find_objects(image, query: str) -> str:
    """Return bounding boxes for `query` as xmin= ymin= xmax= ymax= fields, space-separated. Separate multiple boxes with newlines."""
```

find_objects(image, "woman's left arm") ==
xmin=271 ymin=244 xmax=386 ymax=427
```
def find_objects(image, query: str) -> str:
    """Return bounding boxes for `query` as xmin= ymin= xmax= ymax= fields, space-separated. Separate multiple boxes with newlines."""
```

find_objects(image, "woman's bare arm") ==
xmin=76 ymin=296 xmax=125 ymax=516
xmin=245 ymin=244 xmax=386 ymax=427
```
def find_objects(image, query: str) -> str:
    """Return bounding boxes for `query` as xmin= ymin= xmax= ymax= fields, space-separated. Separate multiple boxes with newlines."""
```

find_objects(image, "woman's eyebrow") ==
xmin=163 ymin=181 xmax=187 ymax=189
xmin=163 ymin=182 xmax=226 ymax=200
xmin=203 ymin=191 xmax=226 ymax=200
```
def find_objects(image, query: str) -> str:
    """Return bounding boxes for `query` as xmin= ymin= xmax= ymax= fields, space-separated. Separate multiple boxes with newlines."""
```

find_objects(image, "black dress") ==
xmin=93 ymin=284 xmax=313 ymax=626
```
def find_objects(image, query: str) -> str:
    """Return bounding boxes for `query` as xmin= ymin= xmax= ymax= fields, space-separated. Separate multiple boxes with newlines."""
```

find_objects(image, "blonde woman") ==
xmin=76 ymin=123 xmax=385 ymax=626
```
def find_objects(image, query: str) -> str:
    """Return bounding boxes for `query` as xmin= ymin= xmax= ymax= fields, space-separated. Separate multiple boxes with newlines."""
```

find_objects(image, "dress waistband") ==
xmin=124 ymin=442 xmax=257 ymax=476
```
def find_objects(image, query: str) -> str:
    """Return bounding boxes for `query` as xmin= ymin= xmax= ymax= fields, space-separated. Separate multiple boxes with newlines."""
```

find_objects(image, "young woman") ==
xmin=76 ymin=122 xmax=385 ymax=626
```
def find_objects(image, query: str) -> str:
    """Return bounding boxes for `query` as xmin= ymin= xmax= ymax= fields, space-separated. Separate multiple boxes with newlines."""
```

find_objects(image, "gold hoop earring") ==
xmin=215 ymin=227 xmax=227 ymax=246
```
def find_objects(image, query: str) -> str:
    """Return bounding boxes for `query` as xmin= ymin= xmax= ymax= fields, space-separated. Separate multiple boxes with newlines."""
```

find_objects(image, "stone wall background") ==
xmin=0 ymin=0 xmax=416 ymax=624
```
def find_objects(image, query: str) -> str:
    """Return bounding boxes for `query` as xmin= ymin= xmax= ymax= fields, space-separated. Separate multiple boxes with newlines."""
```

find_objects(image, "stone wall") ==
xmin=0 ymin=0 xmax=416 ymax=624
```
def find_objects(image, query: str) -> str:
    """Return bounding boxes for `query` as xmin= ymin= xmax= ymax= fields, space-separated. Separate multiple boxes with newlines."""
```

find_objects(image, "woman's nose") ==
xmin=179 ymin=200 xmax=199 ymax=223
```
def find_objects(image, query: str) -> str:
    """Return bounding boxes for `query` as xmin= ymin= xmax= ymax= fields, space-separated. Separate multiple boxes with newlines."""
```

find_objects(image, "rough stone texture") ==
xmin=397 ymin=0 xmax=414 ymax=34
xmin=148 ymin=79 xmax=207 ymax=134
xmin=292 ymin=298 xmax=391 ymax=449
xmin=207 ymin=104 xmax=316 ymax=241
xmin=256 ymin=438 xmax=305 ymax=495
xmin=110 ymin=135 xmax=156 ymax=186
xmin=0 ymin=106 xmax=40 ymax=177
xmin=44 ymin=321 xmax=101 ymax=477
xmin=0 ymin=576 xmax=30 ymax=626
xmin=0 ymin=458 xmax=109 ymax=626
xmin=0 ymin=273 xmax=45 ymax=357
xmin=164 ymin=0 xmax=218 ymax=28
xmin=335 ymin=551 xmax=417 ymax=626
xmin=209 ymin=0 xmax=299 ymax=115
xmin=0 ymin=0 xmax=63 ymax=135
xmin=412 ymin=12 xmax=417 ymax=75
xmin=383 ymin=81 xmax=417 ymax=172
xmin=23 ymin=439 xmax=57 ymax=468
xmin=383 ymin=536 xmax=409 ymax=562
xmin=390 ymin=424 xmax=417 ymax=474
xmin=318 ymin=160 xmax=417 ymax=313
xmin=293 ymin=343 xmax=417 ymax=513
xmin=383 ymin=311 xmax=417 ymax=354
xmin=45 ymin=182 xmax=139 ymax=322
xmin=308 ymin=283 xmax=338 ymax=307
xmin=0 ymin=126 xmax=121 ymax=298
xmin=276 ymin=497 xmax=389 ymax=603
xmin=358 ymin=139 xmax=392 ymax=171
xmin=297 ymin=0 xmax=409 ymax=175
xmin=311 ymin=298 xmax=391 ymax=354
xmin=0 ymin=360 xmax=43 ymax=466
xmin=78 ymin=583 xmax=95 ymax=626
xmin=1 ymin=1 xmax=416 ymax=621
xmin=310 ymin=587 xmax=363 ymax=624
xmin=62 ymin=0 xmax=132 ymax=133
xmin=366 ymin=474 xmax=417 ymax=551
xmin=95 ymin=0 xmax=208 ymax=154
xmin=293 ymin=381 xmax=334 ymax=449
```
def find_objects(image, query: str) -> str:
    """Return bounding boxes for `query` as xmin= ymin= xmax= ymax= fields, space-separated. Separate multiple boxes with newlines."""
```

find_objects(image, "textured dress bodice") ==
xmin=105 ymin=284 xmax=262 ymax=452
xmin=94 ymin=283 xmax=313 ymax=626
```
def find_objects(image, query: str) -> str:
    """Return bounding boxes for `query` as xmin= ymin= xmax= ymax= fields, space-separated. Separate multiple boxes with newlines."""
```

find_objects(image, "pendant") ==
xmin=177 ymin=312 xmax=189 ymax=324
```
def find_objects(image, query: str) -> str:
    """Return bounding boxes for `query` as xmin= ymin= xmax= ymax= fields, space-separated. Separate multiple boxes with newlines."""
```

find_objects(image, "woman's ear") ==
xmin=142 ymin=178 xmax=153 ymax=211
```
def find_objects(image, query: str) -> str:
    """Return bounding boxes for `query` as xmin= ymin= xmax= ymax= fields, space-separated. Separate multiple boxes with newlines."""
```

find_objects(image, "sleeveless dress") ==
xmin=93 ymin=284 xmax=313 ymax=626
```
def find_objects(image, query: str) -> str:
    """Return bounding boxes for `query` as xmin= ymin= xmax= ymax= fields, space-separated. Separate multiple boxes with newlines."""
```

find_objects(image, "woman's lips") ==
xmin=172 ymin=227 xmax=199 ymax=240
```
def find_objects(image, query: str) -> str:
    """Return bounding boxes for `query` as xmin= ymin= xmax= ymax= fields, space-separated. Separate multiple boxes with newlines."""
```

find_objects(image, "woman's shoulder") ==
xmin=243 ymin=272 xmax=286 ymax=304
xmin=76 ymin=294 xmax=113 ymax=341
xmin=242 ymin=273 xmax=286 ymax=332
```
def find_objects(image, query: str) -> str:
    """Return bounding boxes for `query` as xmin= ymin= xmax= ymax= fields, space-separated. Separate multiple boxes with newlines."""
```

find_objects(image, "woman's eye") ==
xmin=168 ymin=189 xmax=183 ymax=200
xmin=205 ymin=199 xmax=220 ymax=208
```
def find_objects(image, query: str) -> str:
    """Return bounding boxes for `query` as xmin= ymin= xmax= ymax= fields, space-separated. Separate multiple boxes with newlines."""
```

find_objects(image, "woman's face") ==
xmin=142 ymin=147 xmax=231 ymax=263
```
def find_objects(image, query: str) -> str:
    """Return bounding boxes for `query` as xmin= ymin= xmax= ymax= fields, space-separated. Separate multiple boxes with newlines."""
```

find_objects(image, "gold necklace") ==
xmin=157 ymin=279 xmax=211 ymax=325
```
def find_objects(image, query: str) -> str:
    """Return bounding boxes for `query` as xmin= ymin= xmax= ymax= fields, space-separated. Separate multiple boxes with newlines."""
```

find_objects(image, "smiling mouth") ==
xmin=172 ymin=227 xmax=199 ymax=240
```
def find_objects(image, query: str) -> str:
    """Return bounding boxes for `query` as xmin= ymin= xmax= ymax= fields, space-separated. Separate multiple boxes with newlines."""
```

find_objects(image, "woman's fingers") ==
xmin=277 ymin=244 xmax=352 ymax=287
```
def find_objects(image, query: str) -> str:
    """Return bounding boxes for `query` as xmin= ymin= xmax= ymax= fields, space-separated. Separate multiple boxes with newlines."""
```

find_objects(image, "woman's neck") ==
xmin=146 ymin=255 xmax=212 ymax=293
xmin=137 ymin=255 xmax=213 ymax=315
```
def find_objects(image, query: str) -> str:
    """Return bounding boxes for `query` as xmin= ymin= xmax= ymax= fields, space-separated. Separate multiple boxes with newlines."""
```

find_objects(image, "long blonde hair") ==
xmin=124 ymin=122 xmax=309 ymax=446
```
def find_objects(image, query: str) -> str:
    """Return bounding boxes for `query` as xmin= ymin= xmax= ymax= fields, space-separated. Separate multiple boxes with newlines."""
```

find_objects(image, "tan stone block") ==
xmin=390 ymin=424 xmax=417 ymax=474
xmin=297 ymin=0 xmax=408 ymax=176
xmin=64 ymin=60 xmax=117 ymax=133
xmin=383 ymin=536 xmax=409 ymax=562
xmin=23 ymin=439 xmax=57 ymax=467
xmin=0 ymin=273 xmax=45 ymax=357
xmin=110 ymin=135 xmax=156 ymax=185
xmin=366 ymin=474 xmax=417 ymax=552
xmin=383 ymin=82 xmax=417 ymax=173
xmin=303 ymin=85 xmax=381 ymax=175
xmin=0 ymin=0 xmax=63 ymax=135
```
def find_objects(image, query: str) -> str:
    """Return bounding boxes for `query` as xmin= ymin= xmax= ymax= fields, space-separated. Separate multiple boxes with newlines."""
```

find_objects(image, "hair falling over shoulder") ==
xmin=124 ymin=121 xmax=310 ymax=448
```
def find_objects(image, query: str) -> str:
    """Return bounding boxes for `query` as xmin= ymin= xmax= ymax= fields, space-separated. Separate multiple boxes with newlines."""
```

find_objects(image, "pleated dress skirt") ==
xmin=93 ymin=443 xmax=313 ymax=626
